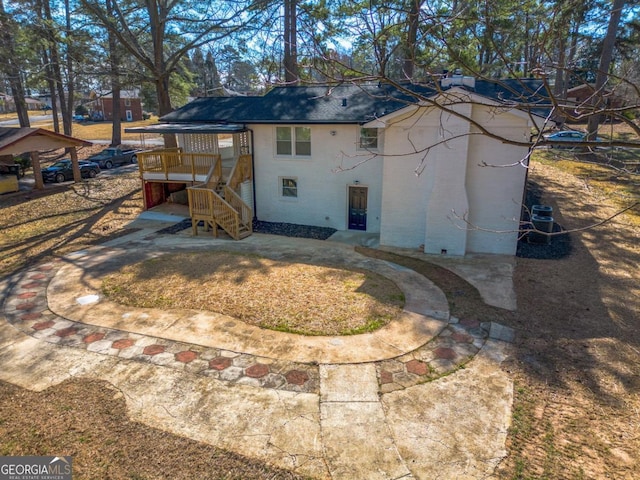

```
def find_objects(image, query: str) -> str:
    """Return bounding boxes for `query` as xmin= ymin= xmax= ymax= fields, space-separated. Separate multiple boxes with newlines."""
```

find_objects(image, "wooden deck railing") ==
xmin=187 ymin=185 xmax=218 ymax=236
xmin=227 ymin=154 xmax=253 ymax=191
xmin=224 ymin=186 xmax=253 ymax=227
xmin=138 ymin=150 xmax=221 ymax=181
xmin=187 ymin=185 xmax=252 ymax=240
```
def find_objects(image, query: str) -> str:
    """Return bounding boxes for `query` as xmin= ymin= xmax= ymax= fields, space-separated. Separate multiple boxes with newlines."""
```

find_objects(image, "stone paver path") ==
xmin=3 ymin=256 xmax=491 ymax=395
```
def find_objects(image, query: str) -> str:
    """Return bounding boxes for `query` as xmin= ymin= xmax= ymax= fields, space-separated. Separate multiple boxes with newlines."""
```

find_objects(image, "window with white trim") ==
xmin=124 ymin=98 xmax=131 ymax=107
xmin=359 ymin=127 xmax=378 ymax=149
xmin=281 ymin=177 xmax=298 ymax=198
xmin=276 ymin=126 xmax=311 ymax=156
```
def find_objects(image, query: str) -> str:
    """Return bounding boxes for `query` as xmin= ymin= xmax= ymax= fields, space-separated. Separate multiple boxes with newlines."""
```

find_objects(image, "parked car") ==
xmin=545 ymin=130 xmax=604 ymax=148
xmin=41 ymin=159 xmax=100 ymax=183
xmin=86 ymin=147 xmax=138 ymax=169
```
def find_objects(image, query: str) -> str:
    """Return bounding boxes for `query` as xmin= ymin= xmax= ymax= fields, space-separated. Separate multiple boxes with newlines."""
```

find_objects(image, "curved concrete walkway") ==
xmin=0 ymin=229 xmax=515 ymax=479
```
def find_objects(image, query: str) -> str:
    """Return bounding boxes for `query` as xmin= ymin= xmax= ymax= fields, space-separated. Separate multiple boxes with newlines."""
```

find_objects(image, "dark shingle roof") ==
xmin=473 ymin=78 xmax=551 ymax=118
xmin=162 ymin=83 xmax=436 ymax=124
xmin=161 ymin=80 xmax=550 ymax=125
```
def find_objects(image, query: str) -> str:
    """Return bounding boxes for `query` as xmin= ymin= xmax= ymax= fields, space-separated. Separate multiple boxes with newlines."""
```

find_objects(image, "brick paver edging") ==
xmin=2 ymin=257 xmax=495 ymax=395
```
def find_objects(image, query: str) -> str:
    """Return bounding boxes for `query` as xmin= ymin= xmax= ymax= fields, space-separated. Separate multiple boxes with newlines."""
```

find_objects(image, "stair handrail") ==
xmin=187 ymin=184 xmax=242 ymax=240
xmin=210 ymin=189 xmax=241 ymax=239
xmin=227 ymin=154 xmax=253 ymax=191
xmin=223 ymin=186 xmax=253 ymax=228
xmin=202 ymin=155 xmax=222 ymax=188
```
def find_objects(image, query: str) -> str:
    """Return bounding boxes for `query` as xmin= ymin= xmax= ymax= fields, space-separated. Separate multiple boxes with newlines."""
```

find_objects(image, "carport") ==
xmin=0 ymin=127 xmax=92 ymax=190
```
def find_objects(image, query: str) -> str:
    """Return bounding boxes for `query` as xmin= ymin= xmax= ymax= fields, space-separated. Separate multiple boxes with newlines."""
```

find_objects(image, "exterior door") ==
xmin=348 ymin=186 xmax=367 ymax=230
xmin=125 ymin=110 xmax=133 ymax=121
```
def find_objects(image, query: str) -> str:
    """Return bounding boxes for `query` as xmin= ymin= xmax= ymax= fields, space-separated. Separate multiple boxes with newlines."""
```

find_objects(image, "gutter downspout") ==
xmin=250 ymin=128 xmax=257 ymax=222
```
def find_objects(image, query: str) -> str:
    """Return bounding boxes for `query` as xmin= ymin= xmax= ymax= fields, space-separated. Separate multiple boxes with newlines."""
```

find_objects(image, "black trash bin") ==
xmin=528 ymin=214 xmax=554 ymax=245
xmin=531 ymin=204 xmax=553 ymax=218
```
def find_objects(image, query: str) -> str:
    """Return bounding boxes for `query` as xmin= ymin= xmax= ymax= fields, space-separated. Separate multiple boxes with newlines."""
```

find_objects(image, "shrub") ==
xmin=14 ymin=154 xmax=31 ymax=177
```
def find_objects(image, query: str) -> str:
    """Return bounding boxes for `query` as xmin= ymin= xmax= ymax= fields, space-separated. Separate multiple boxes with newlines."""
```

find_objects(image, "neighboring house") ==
xmin=89 ymin=90 xmax=143 ymax=122
xmin=563 ymin=84 xmax=625 ymax=120
xmin=0 ymin=93 xmax=12 ymax=113
xmin=0 ymin=94 xmax=45 ymax=112
xmin=127 ymin=78 xmax=547 ymax=256
xmin=25 ymin=97 xmax=46 ymax=111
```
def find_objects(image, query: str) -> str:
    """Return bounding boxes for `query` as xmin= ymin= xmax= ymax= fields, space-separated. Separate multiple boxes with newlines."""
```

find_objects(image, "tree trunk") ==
xmin=0 ymin=0 xmax=30 ymax=127
xmin=587 ymin=0 xmax=625 ymax=139
xmin=156 ymin=74 xmax=176 ymax=147
xmin=10 ymin=76 xmax=30 ymax=128
xmin=43 ymin=50 xmax=60 ymax=133
xmin=283 ymin=0 xmax=299 ymax=84
xmin=64 ymin=0 xmax=74 ymax=137
xmin=554 ymin=36 xmax=566 ymax=97
xmin=106 ymin=0 xmax=122 ymax=146
xmin=403 ymin=0 xmax=420 ymax=80
xmin=42 ymin=0 xmax=71 ymax=136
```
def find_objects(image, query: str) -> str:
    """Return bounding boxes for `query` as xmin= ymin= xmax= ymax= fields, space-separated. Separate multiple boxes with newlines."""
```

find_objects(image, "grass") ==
xmin=0 ymin=171 xmax=143 ymax=276
xmin=0 ymin=111 xmax=161 ymax=142
xmin=100 ymin=251 xmax=405 ymax=336
xmin=533 ymin=149 xmax=640 ymax=227
xmin=0 ymin=110 xmax=48 ymax=120
xmin=33 ymin=117 xmax=161 ymax=142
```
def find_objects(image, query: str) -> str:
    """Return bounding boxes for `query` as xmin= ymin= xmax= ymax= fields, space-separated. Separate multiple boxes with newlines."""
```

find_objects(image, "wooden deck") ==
xmin=138 ymin=149 xmax=221 ymax=182
xmin=139 ymin=148 xmax=254 ymax=240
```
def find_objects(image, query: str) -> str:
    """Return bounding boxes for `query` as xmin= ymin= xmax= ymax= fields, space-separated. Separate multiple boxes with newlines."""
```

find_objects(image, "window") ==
xmin=276 ymin=126 xmax=311 ymax=156
xmin=124 ymin=98 xmax=131 ymax=107
xmin=359 ymin=128 xmax=378 ymax=149
xmin=295 ymin=127 xmax=311 ymax=155
xmin=281 ymin=177 xmax=298 ymax=197
xmin=276 ymin=127 xmax=292 ymax=155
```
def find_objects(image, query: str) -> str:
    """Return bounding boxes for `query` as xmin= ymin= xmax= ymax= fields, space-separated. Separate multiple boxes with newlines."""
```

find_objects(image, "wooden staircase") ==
xmin=187 ymin=154 xmax=253 ymax=240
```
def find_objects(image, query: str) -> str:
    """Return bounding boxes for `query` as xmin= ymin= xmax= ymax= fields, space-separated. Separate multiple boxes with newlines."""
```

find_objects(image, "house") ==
xmin=566 ymin=84 xmax=625 ymax=110
xmin=560 ymin=84 xmax=626 ymax=122
xmin=0 ymin=94 xmax=46 ymax=112
xmin=127 ymin=78 xmax=547 ymax=255
xmin=25 ymin=97 xmax=46 ymax=111
xmin=0 ymin=93 xmax=9 ymax=113
xmin=89 ymin=90 xmax=144 ymax=122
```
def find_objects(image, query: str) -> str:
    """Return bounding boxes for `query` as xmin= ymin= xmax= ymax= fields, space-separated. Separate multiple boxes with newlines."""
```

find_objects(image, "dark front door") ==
xmin=348 ymin=186 xmax=367 ymax=230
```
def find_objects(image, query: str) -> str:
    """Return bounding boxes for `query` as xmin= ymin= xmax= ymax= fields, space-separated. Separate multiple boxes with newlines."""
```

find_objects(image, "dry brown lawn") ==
xmin=500 ymin=153 xmax=640 ymax=479
xmin=0 ymin=145 xmax=142 ymax=277
xmin=101 ymin=251 xmax=404 ymax=335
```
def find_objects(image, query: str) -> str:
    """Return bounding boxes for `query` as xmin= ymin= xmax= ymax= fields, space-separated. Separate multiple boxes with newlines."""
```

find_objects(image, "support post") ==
xmin=30 ymin=151 xmax=44 ymax=190
xmin=70 ymin=147 xmax=81 ymax=183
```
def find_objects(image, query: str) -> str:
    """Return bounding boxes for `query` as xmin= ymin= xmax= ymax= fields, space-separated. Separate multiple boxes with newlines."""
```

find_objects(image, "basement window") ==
xmin=281 ymin=177 xmax=298 ymax=198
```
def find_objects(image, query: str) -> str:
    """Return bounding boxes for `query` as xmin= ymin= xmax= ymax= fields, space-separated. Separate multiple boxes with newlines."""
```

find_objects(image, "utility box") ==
xmin=0 ymin=174 xmax=19 ymax=194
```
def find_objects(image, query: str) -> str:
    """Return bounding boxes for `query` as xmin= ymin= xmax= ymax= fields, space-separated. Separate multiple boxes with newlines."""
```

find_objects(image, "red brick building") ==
xmin=89 ymin=91 xmax=143 ymax=122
